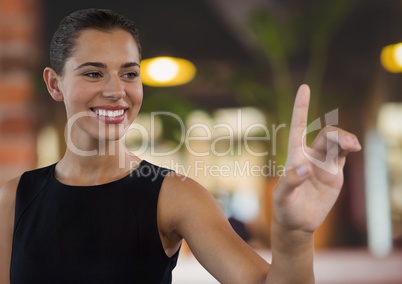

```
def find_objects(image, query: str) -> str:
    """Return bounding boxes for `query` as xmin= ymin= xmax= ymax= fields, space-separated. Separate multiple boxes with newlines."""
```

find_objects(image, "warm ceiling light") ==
xmin=141 ymin=56 xmax=196 ymax=87
xmin=381 ymin=43 xmax=402 ymax=73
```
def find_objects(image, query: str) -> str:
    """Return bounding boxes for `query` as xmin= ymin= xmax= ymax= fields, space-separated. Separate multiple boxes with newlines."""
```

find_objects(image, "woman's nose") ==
xmin=102 ymin=75 xmax=125 ymax=100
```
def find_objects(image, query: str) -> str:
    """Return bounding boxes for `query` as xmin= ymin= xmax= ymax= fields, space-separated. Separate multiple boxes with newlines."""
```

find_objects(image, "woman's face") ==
xmin=55 ymin=28 xmax=143 ymax=142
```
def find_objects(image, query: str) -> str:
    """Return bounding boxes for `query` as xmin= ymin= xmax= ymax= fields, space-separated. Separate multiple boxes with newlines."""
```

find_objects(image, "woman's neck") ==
xmin=55 ymin=140 xmax=142 ymax=186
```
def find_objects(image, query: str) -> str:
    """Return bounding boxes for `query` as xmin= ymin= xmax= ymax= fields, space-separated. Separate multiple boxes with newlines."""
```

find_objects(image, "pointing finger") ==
xmin=287 ymin=84 xmax=311 ymax=162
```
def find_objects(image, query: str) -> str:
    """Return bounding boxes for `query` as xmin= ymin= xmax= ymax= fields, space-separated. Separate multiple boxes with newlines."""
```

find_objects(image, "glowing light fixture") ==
xmin=381 ymin=43 xmax=402 ymax=73
xmin=141 ymin=56 xmax=196 ymax=87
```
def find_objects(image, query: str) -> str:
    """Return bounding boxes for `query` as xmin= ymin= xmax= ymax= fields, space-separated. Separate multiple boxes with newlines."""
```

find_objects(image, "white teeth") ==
xmin=94 ymin=109 xmax=124 ymax=117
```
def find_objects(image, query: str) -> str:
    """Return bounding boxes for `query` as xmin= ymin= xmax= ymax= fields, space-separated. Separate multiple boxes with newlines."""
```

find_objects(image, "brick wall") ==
xmin=0 ymin=0 xmax=42 ymax=186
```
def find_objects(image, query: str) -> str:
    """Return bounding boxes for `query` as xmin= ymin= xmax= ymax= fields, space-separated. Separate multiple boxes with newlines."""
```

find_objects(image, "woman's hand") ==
xmin=273 ymin=84 xmax=361 ymax=234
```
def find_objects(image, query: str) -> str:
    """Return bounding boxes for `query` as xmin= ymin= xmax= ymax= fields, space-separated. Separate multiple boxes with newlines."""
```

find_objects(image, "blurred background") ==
xmin=1 ymin=0 xmax=402 ymax=282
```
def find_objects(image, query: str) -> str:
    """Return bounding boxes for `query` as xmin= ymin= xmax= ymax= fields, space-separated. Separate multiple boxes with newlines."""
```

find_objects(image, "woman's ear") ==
xmin=43 ymin=67 xmax=64 ymax=102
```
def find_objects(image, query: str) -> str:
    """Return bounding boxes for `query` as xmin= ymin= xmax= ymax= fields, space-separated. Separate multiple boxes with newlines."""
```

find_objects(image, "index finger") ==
xmin=287 ymin=84 xmax=311 ymax=160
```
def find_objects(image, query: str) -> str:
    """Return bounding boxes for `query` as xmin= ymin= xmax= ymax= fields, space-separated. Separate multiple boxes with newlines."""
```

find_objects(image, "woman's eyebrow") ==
xmin=74 ymin=62 xmax=106 ymax=70
xmin=121 ymin=62 xmax=140 ymax=68
xmin=73 ymin=62 xmax=140 ymax=70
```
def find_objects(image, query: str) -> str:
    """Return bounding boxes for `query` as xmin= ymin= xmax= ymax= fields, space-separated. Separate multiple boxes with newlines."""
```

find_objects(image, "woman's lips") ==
xmin=91 ymin=106 xmax=128 ymax=124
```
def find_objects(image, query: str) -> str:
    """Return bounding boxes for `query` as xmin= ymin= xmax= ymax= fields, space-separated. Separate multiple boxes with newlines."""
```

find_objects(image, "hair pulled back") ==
xmin=49 ymin=8 xmax=142 ymax=74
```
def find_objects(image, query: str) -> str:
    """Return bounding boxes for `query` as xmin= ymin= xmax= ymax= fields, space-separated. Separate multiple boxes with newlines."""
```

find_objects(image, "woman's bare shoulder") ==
xmin=161 ymin=172 xmax=214 ymax=204
xmin=159 ymin=172 xmax=234 ymax=242
xmin=0 ymin=175 xmax=21 ymax=209
xmin=0 ymin=176 xmax=20 ymax=284
xmin=158 ymin=172 xmax=219 ymax=228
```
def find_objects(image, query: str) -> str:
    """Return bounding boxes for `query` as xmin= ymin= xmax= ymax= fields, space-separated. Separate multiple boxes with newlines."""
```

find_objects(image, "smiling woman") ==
xmin=44 ymin=27 xmax=143 ymax=142
xmin=0 ymin=8 xmax=362 ymax=284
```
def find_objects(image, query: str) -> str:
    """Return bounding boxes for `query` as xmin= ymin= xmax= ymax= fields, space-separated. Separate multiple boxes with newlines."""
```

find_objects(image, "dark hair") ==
xmin=49 ymin=8 xmax=142 ymax=75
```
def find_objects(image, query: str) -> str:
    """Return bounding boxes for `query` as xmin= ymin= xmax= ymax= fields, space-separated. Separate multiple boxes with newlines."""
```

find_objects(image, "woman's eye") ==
xmin=123 ymin=72 xmax=138 ymax=79
xmin=84 ymin=72 xmax=102 ymax=78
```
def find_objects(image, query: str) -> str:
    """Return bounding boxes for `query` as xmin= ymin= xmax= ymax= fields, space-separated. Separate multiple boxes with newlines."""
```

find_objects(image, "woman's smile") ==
xmin=91 ymin=105 xmax=129 ymax=124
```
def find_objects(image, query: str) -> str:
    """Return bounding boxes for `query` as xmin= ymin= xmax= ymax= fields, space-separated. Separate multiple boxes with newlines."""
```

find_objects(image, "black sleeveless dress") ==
xmin=10 ymin=160 xmax=180 ymax=284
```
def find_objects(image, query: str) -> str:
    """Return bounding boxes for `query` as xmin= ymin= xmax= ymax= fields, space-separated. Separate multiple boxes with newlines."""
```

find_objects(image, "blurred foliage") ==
xmin=138 ymin=2 xmax=360 ymax=162
xmin=140 ymin=86 xmax=197 ymax=143
xmin=230 ymin=0 xmax=359 ymax=163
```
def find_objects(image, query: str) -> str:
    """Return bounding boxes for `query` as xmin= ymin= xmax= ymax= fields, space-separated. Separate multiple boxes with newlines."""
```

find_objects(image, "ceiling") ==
xmin=43 ymin=0 xmax=252 ymax=62
xmin=42 ymin=0 xmax=402 ymax=110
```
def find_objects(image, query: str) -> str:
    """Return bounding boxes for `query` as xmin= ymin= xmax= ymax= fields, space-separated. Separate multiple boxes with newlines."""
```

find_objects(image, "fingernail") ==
xmin=296 ymin=165 xmax=309 ymax=177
